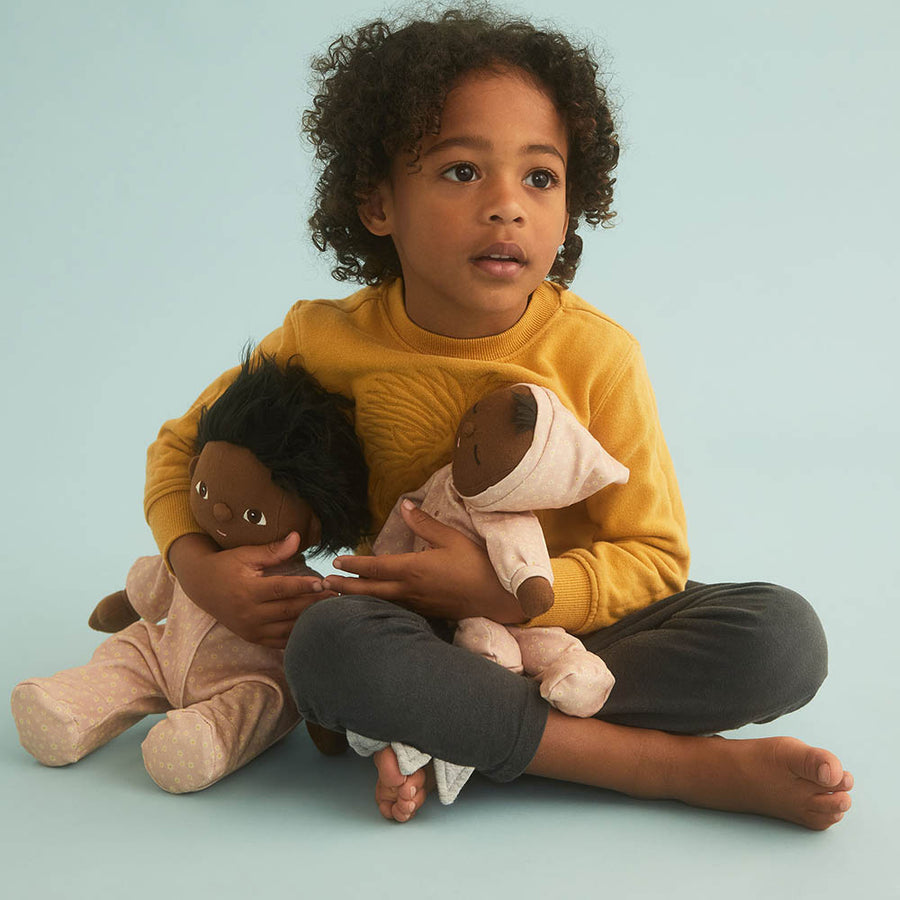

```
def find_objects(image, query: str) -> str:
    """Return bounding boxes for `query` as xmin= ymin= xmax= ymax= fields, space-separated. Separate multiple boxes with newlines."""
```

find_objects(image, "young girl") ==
xmin=145 ymin=9 xmax=852 ymax=829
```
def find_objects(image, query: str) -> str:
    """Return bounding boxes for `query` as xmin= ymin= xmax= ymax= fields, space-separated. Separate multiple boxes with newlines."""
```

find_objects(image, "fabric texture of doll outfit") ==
xmin=374 ymin=383 xmax=626 ymax=717
xmin=11 ymin=556 xmax=299 ymax=793
xmin=346 ymin=384 xmax=625 ymax=796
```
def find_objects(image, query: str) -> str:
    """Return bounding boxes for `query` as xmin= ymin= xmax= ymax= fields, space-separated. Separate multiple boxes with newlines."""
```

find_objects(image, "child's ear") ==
xmin=358 ymin=183 xmax=393 ymax=237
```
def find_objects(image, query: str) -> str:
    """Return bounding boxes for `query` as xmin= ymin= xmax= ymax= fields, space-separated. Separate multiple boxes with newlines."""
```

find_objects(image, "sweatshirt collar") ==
xmin=383 ymin=279 xmax=562 ymax=360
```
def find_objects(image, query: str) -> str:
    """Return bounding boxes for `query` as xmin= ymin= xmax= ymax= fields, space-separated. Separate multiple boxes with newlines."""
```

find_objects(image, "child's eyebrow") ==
xmin=423 ymin=136 xmax=566 ymax=166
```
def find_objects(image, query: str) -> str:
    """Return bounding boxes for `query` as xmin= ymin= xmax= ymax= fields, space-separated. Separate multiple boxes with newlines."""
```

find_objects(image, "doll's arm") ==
xmin=88 ymin=590 xmax=140 ymax=632
xmin=475 ymin=510 xmax=555 ymax=617
xmin=88 ymin=555 xmax=176 ymax=630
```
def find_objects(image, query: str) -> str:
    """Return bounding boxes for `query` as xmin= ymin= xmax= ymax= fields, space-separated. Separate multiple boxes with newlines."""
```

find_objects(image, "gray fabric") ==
xmin=345 ymin=731 xmax=474 ymax=804
xmin=284 ymin=581 xmax=828 ymax=782
xmin=582 ymin=581 xmax=828 ymax=734
xmin=285 ymin=596 xmax=548 ymax=782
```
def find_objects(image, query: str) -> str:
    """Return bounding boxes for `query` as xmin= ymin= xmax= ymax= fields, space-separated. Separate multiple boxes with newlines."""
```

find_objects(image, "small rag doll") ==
xmin=11 ymin=352 xmax=370 ymax=793
xmin=347 ymin=383 xmax=630 ymax=803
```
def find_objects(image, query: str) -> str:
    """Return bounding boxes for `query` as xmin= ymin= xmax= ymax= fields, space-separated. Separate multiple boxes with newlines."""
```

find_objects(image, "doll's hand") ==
xmin=169 ymin=531 xmax=335 ymax=648
xmin=516 ymin=577 xmax=555 ymax=618
xmin=323 ymin=501 xmax=527 ymax=623
xmin=88 ymin=590 xmax=140 ymax=632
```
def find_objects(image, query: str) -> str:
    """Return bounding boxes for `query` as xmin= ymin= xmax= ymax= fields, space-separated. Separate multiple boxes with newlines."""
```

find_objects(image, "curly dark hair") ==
xmin=196 ymin=350 xmax=371 ymax=556
xmin=303 ymin=4 xmax=618 ymax=286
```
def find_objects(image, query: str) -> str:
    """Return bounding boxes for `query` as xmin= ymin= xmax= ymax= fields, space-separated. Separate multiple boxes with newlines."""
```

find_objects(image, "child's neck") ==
xmin=402 ymin=290 xmax=531 ymax=339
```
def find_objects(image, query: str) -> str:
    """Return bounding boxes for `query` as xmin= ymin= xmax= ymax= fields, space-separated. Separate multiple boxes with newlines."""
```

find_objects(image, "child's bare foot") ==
xmin=667 ymin=734 xmax=853 ymax=831
xmin=373 ymin=746 xmax=433 ymax=823
xmin=530 ymin=712 xmax=853 ymax=831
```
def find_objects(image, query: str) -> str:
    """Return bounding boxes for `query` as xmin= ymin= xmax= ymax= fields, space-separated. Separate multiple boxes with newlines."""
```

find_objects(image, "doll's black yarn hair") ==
xmin=195 ymin=350 xmax=371 ymax=556
xmin=511 ymin=387 xmax=538 ymax=434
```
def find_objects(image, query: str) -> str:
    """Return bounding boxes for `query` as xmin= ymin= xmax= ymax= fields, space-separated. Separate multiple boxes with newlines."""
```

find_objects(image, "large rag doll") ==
xmin=11 ymin=353 xmax=370 ymax=793
xmin=348 ymin=383 xmax=630 ymax=802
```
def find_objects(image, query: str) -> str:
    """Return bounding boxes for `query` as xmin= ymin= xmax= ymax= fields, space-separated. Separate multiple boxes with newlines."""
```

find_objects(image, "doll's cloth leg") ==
xmin=285 ymin=596 xmax=548 ymax=784
xmin=583 ymin=581 xmax=829 ymax=734
xmin=11 ymin=626 xmax=170 ymax=766
xmin=142 ymin=678 xmax=298 ymax=794
xmin=504 ymin=626 xmax=615 ymax=718
xmin=453 ymin=617 xmax=524 ymax=672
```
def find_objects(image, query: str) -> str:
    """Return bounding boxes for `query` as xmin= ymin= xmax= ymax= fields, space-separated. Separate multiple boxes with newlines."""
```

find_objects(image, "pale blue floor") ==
xmin=2 ymin=452 xmax=895 ymax=900
xmin=2 ymin=2 xmax=897 ymax=897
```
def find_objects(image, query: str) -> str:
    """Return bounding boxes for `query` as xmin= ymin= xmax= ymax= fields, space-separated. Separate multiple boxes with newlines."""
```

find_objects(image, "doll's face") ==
xmin=189 ymin=441 xmax=321 ymax=551
xmin=451 ymin=386 xmax=535 ymax=498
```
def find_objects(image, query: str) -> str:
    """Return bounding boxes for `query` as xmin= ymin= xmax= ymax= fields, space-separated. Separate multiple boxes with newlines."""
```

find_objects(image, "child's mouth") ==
xmin=472 ymin=243 xmax=526 ymax=278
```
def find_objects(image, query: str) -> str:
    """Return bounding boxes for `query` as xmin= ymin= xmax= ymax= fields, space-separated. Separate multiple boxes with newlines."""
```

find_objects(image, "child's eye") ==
xmin=524 ymin=169 xmax=558 ymax=190
xmin=243 ymin=508 xmax=267 ymax=526
xmin=195 ymin=481 xmax=208 ymax=500
xmin=442 ymin=163 xmax=478 ymax=183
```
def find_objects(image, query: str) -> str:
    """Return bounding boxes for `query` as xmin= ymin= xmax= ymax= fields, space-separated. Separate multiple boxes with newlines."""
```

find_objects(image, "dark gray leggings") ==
xmin=284 ymin=581 xmax=828 ymax=783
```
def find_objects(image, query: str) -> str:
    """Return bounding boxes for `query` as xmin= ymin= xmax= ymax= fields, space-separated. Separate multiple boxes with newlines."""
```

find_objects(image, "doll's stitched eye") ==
xmin=243 ymin=508 xmax=267 ymax=526
xmin=195 ymin=481 xmax=208 ymax=500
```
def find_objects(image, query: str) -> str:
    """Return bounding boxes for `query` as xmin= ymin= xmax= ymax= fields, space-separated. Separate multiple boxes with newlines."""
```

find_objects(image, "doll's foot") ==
xmin=539 ymin=655 xmax=616 ymax=717
xmin=11 ymin=682 xmax=85 ymax=766
xmin=142 ymin=708 xmax=232 ymax=794
xmin=453 ymin=617 xmax=524 ymax=672
xmin=373 ymin=746 xmax=433 ymax=823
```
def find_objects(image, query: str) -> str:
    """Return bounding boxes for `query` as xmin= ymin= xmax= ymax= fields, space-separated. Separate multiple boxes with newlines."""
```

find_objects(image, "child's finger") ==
xmin=249 ymin=585 xmax=335 ymax=622
xmin=398 ymin=500 xmax=464 ymax=548
xmin=323 ymin=572 xmax=404 ymax=600
xmin=238 ymin=531 xmax=302 ymax=566
xmin=251 ymin=620 xmax=301 ymax=648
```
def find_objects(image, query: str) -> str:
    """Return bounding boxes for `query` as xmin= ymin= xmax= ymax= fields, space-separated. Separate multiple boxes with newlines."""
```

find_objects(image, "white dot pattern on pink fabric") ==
xmin=11 ymin=555 xmax=300 ymax=792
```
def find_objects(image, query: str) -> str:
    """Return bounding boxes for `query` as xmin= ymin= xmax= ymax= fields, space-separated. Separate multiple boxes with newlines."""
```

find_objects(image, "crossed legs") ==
xmin=285 ymin=581 xmax=851 ymax=829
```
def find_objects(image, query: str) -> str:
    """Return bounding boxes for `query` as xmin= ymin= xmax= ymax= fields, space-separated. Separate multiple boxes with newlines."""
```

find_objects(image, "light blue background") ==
xmin=2 ymin=1 xmax=897 ymax=897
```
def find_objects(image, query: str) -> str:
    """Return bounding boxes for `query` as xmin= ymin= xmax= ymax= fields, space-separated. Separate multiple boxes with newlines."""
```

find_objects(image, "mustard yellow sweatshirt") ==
xmin=145 ymin=279 xmax=689 ymax=635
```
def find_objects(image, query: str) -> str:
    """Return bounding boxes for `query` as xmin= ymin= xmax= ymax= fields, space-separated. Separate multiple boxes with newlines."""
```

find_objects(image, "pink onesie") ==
xmin=11 ymin=556 xmax=299 ymax=793
xmin=374 ymin=383 xmax=630 ymax=717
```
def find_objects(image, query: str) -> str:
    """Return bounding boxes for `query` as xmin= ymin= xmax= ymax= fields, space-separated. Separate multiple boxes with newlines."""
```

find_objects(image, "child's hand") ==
xmin=169 ymin=532 xmax=334 ymax=648
xmin=323 ymin=501 xmax=527 ymax=623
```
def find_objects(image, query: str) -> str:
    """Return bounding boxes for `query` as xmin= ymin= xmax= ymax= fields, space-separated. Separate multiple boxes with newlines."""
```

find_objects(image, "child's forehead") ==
xmin=439 ymin=66 xmax=556 ymax=121
xmin=413 ymin=66 xmax=567 ymax=155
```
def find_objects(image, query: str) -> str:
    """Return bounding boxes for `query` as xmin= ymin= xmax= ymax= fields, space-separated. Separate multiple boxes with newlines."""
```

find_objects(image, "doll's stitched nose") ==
xmin=213 ymin=503 xmax=232 ymax=522
xmin=460 ymin=421 xmax=475 ymax=437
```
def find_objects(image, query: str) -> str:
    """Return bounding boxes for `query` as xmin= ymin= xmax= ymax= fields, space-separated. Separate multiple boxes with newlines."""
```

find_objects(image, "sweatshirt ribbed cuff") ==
xmin=526 ymin=557 xmax=605 ymax=634
xmin=146 ymin=491 xmax=205 ymax=570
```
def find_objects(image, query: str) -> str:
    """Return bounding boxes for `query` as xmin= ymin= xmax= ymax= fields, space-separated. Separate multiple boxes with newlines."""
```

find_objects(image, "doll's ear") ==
xmin=358 ymin=183 xmax=393 ymax=237
xmin=189 ymin=455 xmax=199 ymax=480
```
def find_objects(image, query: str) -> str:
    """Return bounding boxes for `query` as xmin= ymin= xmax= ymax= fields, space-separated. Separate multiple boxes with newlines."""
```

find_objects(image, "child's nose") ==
xmin=213 ymin=503 xmax=233 ymax=522
xmin=485 ymin=178 xmax=525 ymax=225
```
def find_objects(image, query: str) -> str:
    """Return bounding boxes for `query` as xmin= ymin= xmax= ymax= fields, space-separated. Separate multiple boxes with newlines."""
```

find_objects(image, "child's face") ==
xmin=361 ymin=67 xmax=569 ymax=339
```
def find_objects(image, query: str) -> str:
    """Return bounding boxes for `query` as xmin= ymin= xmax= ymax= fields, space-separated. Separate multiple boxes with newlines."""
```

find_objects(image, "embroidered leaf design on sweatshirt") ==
xmin=355 ymin=368 xmax=501 ymax=523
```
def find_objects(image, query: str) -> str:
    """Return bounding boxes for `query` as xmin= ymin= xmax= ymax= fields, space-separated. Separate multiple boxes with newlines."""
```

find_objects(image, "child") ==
xmin=145 ymin=9 xmax=852 ymax=829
